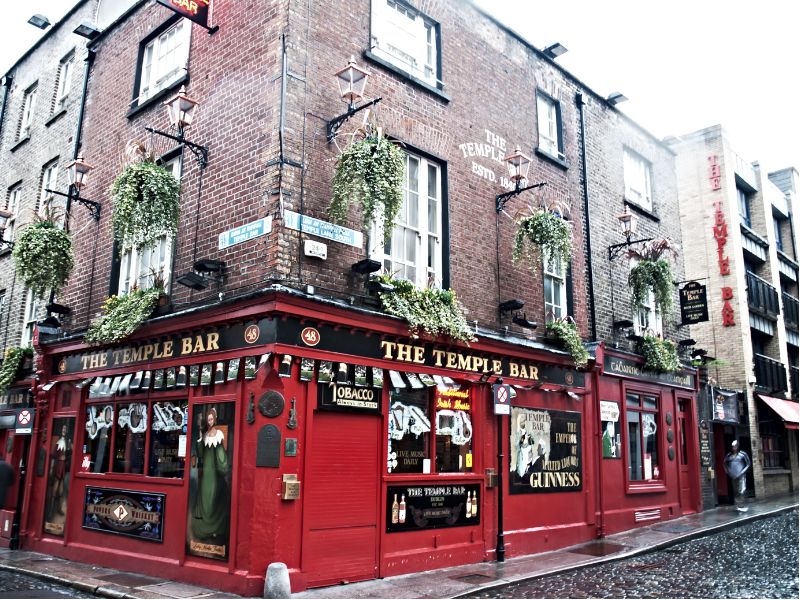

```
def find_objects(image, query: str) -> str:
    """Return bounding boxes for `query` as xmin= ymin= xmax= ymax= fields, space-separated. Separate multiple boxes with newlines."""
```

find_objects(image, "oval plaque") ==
xmin=667 ymin=429 xmax=674 ymax=443
xmin=665 ymin=412 xmax=673 ymax=426
xmin=259 ymin=390 xmax=285 ymax=418
xmin=668 ymin=446 xmax=675 ymax=461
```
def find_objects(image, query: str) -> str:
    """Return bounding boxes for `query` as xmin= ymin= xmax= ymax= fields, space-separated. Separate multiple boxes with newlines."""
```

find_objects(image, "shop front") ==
xmin=22 ymin=291 xmax=590 ymax=594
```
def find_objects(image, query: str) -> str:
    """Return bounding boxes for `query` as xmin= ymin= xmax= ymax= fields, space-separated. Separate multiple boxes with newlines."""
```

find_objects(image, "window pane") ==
xmin=435 ymin=402 xmax=473 ymax=473
xmin=388 ymin=388 xmax=430 ymax=474
xmin=84 ymin=404 xmax=113 ymax=473
xmin=150 ymin=401 xmax=188 ymax=478
xmin=113 ymin=402 xmax=147 ymax=474
xmin=627 ymin=411 xmax=642 ymax=480
xmin=626 ymin=392 xmax=640 ymax=408
xmin=643 ymin=395 xmax=658 ymax=410
xmin=642 ymin=413 xmax=658 ymax=479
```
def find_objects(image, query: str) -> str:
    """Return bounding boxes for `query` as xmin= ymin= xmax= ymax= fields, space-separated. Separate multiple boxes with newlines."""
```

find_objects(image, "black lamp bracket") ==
xmin=495 ymin=181 xmax=547 ymax=213
xmin=607 ymin=237 xmax=654 ymax=261
xmin=145 ymin=126 xmax=209 ymax=170
xmin=46 ymin=188 xmax=101 ymax=222
xmin=326 ymin=97 xmax=382 ymax=142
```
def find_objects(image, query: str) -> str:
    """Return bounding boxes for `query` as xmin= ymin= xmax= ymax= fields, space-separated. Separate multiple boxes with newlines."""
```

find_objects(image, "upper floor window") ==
xmin=18 ymin=83 xmax=38 ymax=139
xmin=370 ymin=0 xmax=440 ymax=87
xmin=773 ymin=217 xmax=784 ymax=252
xmin=623 ymin=149 xmax=652 ymax=212
xmin=22 ymin=289 xmax=47 ymax=346
xmin=626 ymin=391 xmax=661 ymax=482
xmin=136 ymin=20 xmax=191 ymax=105
xmin=5 ymin=184 xmax=22 ymax=243
xmin=737 ymin=187 xmax=751 ymax=228
xmin=38 ymin=161 xmax=59 ymax=216
xmin=373 ymin=150 xmax=443 ymax=289
xmin=536 ymin=92 xmax=564 ymax=161
xmin=54 ymin=51 xmax=75 ymax=109
xmin=633 ymin=290 xmax=663 ymax=337
xmin=543 ymin=250 xmax=567 ymax=320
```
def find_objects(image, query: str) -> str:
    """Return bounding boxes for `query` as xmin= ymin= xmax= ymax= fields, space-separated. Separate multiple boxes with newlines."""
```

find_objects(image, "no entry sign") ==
xmin=492 ymin=383 xmax=511 ymax=415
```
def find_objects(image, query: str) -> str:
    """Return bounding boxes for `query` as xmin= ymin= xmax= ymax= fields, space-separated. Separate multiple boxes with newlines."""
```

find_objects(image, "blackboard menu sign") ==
xmin=386 ymin=483 xmax=480 ymax=533
xmin=680 ymin=281 xmax=709 ymax=325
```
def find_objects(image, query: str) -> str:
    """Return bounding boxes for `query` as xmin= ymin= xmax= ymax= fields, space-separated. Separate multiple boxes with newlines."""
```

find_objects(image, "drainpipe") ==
xmin=575 ymin=93 xmax=597 ymax=341
xmin=66 ymin=48 xmax=95 ymax=219
xmin=0 ymin=74 xmax=12 ymax=143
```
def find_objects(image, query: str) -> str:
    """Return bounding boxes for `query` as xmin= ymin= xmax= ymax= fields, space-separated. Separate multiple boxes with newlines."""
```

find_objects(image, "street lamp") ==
xmin=45 ymin=153 xmax=101 ymax=222
xmin=495 ymin=147 xmax=547 ymax=213
xmin=607 ymin=206 xmax=653 ymax=260
xmin=145 ymin=85 xmax=209 ymax=170
xmin=326 ymin=56 xmax=383 ymax=141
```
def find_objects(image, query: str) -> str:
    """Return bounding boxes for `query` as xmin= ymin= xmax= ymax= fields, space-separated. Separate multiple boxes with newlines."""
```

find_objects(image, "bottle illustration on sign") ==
xmin=471 ymin=490 xmax=478 ymax=518
xmin=465 ymin=491 xmax=472 ymax=518
xmin=399 ymin=494 xmax=407 ymax=524
xmin=391 ymin=494 xmax=399 ymax=524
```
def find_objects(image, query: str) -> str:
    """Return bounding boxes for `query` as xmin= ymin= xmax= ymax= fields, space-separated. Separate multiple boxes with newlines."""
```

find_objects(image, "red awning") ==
xmin=759 ymin=395 xmax=800 ymax=430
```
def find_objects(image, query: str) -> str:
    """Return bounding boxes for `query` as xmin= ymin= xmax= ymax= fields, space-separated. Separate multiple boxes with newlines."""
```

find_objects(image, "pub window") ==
xmin=134 ymin=18 xmax=191 ymax=106
xmin=388 ymin=382 xmax=472 ymax=474
xmin=626 ymin=391 xmax=660 ymax=481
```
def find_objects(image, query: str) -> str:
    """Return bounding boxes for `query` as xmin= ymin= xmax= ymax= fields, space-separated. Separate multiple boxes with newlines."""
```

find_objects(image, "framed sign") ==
xmin=317 ymin=382 xmax=380 ymax=414
xmin=83 ymin=487 xmax=165 ymax=542
xmin=386 ymin=483 xmax=479 ymax=533
xmin=680 ymin=281 xmax=709 ymax=325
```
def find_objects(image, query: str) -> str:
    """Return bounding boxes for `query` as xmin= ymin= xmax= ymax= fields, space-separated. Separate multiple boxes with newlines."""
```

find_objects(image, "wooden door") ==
xmin=676 ymin=398 xmax=695 ymax=514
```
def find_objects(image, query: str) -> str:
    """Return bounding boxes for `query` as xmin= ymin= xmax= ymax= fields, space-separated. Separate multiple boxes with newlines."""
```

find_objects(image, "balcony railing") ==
xmin=754 ymin=353 xmax=788 ymax=394
xmin=791 ymin=366 xmax=799 ymax=401
xmin=746 ymin=272 xmax=780 ymax=319
xmin=782 ymin=292 xmax=799 ymax=331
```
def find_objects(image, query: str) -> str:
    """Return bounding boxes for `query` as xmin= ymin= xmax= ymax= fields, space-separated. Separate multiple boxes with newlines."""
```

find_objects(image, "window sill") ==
xmin=625 ymin=481 xmax=667 ymax=494
xmin=363 ymin=50 xmax=450 ymax=104
xmin=763 ymin=468 xmax=791 ymax=475
xmin=74 ymin=471 xmax=186 ymax=486
xmin=535 ymin=147 xmax=569 ymax=170
xmin=0 ymin=247 xmax=11 ymax=258
xmin=10 ymin=136 xmax=30 ymax=153
xmin=382 ymin=473 xmax=482 ymax=482
xmin=126 ymin=73 xmax=190 ymax=120
xmin=45 ymin=109 xmax=67 ymax=128
xmin=625 ymin=199 xmax=660 ymax=223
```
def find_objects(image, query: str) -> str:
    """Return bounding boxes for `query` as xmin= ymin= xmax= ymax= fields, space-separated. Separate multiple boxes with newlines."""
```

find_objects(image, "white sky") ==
xmin=2 ymin=1 xmax=798 ymax=175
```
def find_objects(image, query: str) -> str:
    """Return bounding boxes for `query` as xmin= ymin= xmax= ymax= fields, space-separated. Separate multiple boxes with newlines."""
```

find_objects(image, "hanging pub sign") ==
xmin=82 ymin=487 xmax=165 ymax=542
xmin=712 ymin=389 xmax=739 ymax=424
xmin=509 ymin=407 xmax=582 ymax=494
xmin=679 ymin=281 xmax=709 ymax=325
xmin=157 ymin=0 xmax=211 ymax=29
xmin=386 ymin=483 xmax=480 ymax=533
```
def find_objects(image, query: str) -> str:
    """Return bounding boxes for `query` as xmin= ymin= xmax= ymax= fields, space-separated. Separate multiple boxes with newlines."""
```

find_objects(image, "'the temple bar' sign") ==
xmin=157 ymin=0 xmax=212 ymax=29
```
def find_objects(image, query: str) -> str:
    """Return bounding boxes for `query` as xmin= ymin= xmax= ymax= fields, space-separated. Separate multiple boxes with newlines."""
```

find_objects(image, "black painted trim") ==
xmin=45 ymin=109 xmax=67 ymax=128
xmin=129 ymin=13 xmax=184 ymax=111
xmin=535 ymin=147 xmax=569 ymax=170
xmin=363 ymin=50 xmax=450 ymax=103
xmin=126 ymin=73 xmax=189 ymax=120
xmin=625 ymin=199 xmax=660 ymax=223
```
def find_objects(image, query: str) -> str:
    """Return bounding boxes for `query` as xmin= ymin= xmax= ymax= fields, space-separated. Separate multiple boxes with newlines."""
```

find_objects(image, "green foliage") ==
xmin=544 ymin=317 xmax=588 ymax=368
xmin=639 ymin=335 xmax=679 ymax=373
xmin=12 ymin=220 xmax=74 ymax=298
xmin=628 ymin=258 xmax=674 ymax=316
xmin=329 ymin=134 xmax=405 ymax=243
xmin=0 ymin=346 xmax=33 ymax=393
xmin=512 ymin=210 xmax=572 ymax=269
xmin=85 ymin=287 xmax=162 ymax=346
xmin=111 ymin=161 xmax=180 ymax=249
xmin=376 ymin=275 xmax=475 ymax=344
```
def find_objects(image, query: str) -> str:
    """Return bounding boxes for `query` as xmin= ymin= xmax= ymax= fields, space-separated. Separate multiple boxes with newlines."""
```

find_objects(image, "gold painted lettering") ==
xmin=457 ymin=353 xmax=471 ymax=371
xmin=396 ymin=343 xmax=412 ymax=363
xmin=431 ymin=349 xmax=445 ymax=367
xmin=182 ymin=337 xmax=194 ymax=355
xmin=509 ymin=362 xmax=519 ymax=377
xmin=192 ymin=336 xmax=205 ymax=353
xmin=380 ymin=341 xmax=396 ymax=360
xmin=130 ymin=346 xmax=143 ymax=363
xmin=162 ymin=340 xmax=174 ymax=357
xmin=206 ymin=333 xmax=219 ymax=351
xmin=111 ymin=350 xmax=124 ymax=366
xmin=492 ymin=359 xmax=502 ymax=374
xmin=122 ymin=349 xmax=132 ymax=364
xmin=81 ymin=356 xmax=90 ymax=370
xmin=446 ymin=352 xmax=458 ymax=369
xmin=413 ymin=346 xmax=425 ymax=364
xmin=143 ymin=345 xmax=154 ymax=361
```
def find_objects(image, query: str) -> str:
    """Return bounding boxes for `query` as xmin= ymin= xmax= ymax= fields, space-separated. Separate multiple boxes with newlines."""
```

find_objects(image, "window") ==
xmin=5 ymin=185 xmax=22 ymax=243
xmin=117 ymin=156 xmax=180 ymax=293
xmin=536 ymin=92 xmax=564 ymax=161
xmin=373 ymin=150 xmax=442 ymax=288
xmin=0 ymin=291 xmax=6 ymax=332
xmin=84 ymin=399 xmax=188 ymax=477
xmin=737 ymin=187 xmax=751 ymax=228
xmin=623 ymin=149 xmax=652 ymax=211
xmin=774 ymin=217 xmax=784 ymax=252
xmin=21 ymin=289 xmax=47 ymax=346
xmin=53 ymin=52 xmax=75 ymax=108
xmin=633 ymin=290 xmax=663 ymax=336
xmin=18 ymin=84 xmax=37 ymax=139
xmin=370 ymin=0 xmax=440 ymax=87
xmin=388 ymin=382 xmax=473 ymax=474
xmin=136 ymin=19 xmax=191 ymax=104
xmin=39 ymin=161 xmax=59 ymax=216
xmin=543 ymin=250 xmax=567 ymax=320
xmin=626 ymin=391 xmax=660 ymax=481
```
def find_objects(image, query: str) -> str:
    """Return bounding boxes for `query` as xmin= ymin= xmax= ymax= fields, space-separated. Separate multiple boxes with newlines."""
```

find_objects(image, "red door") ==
xmin=676 ymin=398 xmax=695 ymax=514
xmin=302 ymin=411 xmax=380 ymax=587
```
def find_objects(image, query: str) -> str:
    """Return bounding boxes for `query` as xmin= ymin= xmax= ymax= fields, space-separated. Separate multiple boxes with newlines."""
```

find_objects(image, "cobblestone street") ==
xmin=0 ymin=570 xmax=98 ymax=598
xmin=464 ymin=509 xmax=799 ymax=599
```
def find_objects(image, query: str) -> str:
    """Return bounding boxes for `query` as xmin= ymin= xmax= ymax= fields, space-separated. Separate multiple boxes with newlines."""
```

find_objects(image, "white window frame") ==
xmin=19 ymin=84 xmax=37 ymax=139
xmin=117 ymin=156 xmax=181 ymax=294
xmin=371 ymin=149 xmax=443 ymax=289
xmin=370 ymin=0 xmax=439 ymax=87
xmin=22 ymin=289 xmax=46 ymax=347
xmin=5 ymin=185 xmax=22 ymax=243
xmin=137 ymin=20 xmax=191 ymax=104
xmin=39 ymin=161 xmax=59 ymax=217
xmin=55 ymin=52 xmax=75 ymax=107
xmin=543 ymin=250 xmax=567 ymax=320
xmin=623 ymin=149 xmax=653 ymax=212
xmin=633 ymin=291 xmax=663 ymax=337
xmin=537 ymin=92 xmax=564 ymax=161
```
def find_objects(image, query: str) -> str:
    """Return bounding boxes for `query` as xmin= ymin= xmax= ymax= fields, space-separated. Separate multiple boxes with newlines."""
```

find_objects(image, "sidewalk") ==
xmin=1 ymin=494 xmax=796 ymax=599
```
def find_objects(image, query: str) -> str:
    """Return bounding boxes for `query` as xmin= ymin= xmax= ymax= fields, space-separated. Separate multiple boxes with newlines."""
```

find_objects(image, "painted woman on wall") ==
xmin=44 ymin=418 xmax=74 ymax=536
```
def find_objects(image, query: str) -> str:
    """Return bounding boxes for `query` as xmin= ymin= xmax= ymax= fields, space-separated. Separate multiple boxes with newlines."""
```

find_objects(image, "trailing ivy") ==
xmin=85 ymin=287 xmax=162 ymax=346
xmin=111 ymin=160 xmax=180 ymax=249
xmin=329 ymin=133 xmax=405 ymax=243
xmin=626 ymin=238 xmax=678 ymax=317
xmin=376 ymin=275 xmax=474 ymax=344
xmin=0 ymin=346 xmax=33 ymax=394
xmin=12 ymin=219 xmax=74 ymax=298
xmin=544 ymin=317 xmax=589 ymax=368
xmin=512 ymin=210 xmax=572 ymax=269
xmin=639 ymin=335 xmax=679 ymax=373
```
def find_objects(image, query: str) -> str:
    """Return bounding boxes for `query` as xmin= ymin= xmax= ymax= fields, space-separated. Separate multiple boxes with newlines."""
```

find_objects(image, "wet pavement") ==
xmin=462 ymin=509 xmax=799 ymax=599
xmin=0 ymin=570 xmax=99 ymax=598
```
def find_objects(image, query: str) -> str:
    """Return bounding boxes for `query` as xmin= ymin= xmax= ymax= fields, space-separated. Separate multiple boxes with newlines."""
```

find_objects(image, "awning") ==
xmin=759 ymin=395 xmax=800 ymax=430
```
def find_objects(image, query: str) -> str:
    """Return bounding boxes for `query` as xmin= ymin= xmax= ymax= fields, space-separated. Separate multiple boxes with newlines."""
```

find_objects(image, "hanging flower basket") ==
xmin=626 ymin=239 xmax=678 ymax=317
xmin=375 ymin=275 xmax=475 ymax=344
xmin=0 ymin=346 xmax=33 ymax=393
xmin=512 ymin=209 xmax=572 ymax=269
xmin=639 ymin=335 xmax=679 ymax=373
xmin=85 ymin=287 xmax=163 ymax=346
xmin=111 ymin=160 xmax=180 ymax=249
xmin=12 ymin=218 xmax=74 ymax=298
xmin=328 ymin=132 xmax=405 ymax=243
xmin=544 ymin=316 xmax=588 ymax=368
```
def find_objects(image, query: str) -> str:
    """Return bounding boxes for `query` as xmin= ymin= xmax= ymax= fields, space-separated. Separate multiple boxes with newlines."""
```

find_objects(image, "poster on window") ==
xmin=600 ymin=401 xmax=621 ymax=459
xmin=509 ymin=407 xmax=582 ymax=494
xmin=43 ymin=417 xmax=75 ymax=536
xmin=186 ymin=402 xmax=234 ymax=560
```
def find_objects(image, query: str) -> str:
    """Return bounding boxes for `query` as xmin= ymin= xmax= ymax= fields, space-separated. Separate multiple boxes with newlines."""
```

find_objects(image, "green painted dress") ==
xmin=191 ymin=428 xmax=230 ymax=543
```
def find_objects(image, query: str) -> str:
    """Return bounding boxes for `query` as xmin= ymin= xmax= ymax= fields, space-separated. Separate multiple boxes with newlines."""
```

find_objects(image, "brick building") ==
xmin=670 ymin=125 xmax=799 ymax=502
xmin=6 ymin=0 xmax=701 ymax=593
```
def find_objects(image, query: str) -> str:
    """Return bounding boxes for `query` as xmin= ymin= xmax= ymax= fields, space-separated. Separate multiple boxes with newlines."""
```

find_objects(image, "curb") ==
xmin=0 ymin=561 xmax=135 ymax=599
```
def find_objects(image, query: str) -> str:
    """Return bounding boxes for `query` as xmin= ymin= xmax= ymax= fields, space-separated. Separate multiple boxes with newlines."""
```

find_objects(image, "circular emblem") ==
xmin=496 ymin=386 xmax=508 ymax=404
xmin=18 ymin=409 xmax=32 ymax=425
xmin=259 ymin=390 xmax=285 ymax=418
xmin=564 ymin=371 xmax=574 ymax=386
xmin=58 ymin=358 xmax=67 ymax=374
xmin=244 ymin=324 xmax=260 ymax=344
xmin=300 ymin=327 xmax=321 ymax=347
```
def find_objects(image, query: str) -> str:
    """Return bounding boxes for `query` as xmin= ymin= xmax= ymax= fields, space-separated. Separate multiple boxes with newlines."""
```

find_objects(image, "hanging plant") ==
xmin=544 ymin=316 xmax=589 ymax=368
xmin=12 ymin=215 xmax=74 ymax=298
xmin=626 ymin=238 xmax=678 ymax=317
xmin=85 ymin=287 xmax=163 ymax=346
xmin=375 ymin=275 xmax=475 ymax=344
xmin=512 ymin=209 xmax=572 ymax=269
xmin=329 ymin=132 xmax=405 ymax=243
xmin=639 ymin=335 xmax=679 ymax=373
xmin=111 ymin=159 xmax=180 ymax=249
xmin=0 ymin=346 xmax=33 ymax=393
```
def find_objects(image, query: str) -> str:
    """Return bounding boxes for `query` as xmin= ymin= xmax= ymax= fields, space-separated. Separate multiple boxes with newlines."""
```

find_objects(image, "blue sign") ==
xmin=218 ymin=217 xmax=272 ymax=250
xmin=284 ymin=210 xmax=363 ymax=248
